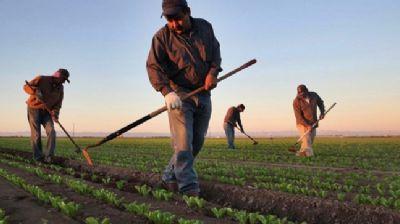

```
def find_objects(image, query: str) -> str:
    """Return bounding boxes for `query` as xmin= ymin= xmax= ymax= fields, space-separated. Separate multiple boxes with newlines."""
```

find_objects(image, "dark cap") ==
xmin=58 ymin=68 xmax=70 ymax=83
xmin=162 ymin=0 xmax=188 ymax=16
xmin=237 ymin=104 xmax=245 ymax=110
xmin=297 ymin=84 xmax=308 ymax=95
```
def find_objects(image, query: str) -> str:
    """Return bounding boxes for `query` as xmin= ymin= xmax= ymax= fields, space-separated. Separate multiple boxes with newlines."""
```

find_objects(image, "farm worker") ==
xmin=223 ymin=104 xmax=245 ymax=149
xmin=293 ymin=84 xmax=325 ymax=157
xmin=23 ymin=69 xmax=70 ymax=162
xmin=146 ymin=0 xmax=222 ymax=196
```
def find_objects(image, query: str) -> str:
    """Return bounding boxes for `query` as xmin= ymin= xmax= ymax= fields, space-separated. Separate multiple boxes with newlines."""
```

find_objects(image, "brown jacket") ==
xmin=224 ymin=107 xmax=243 ymax=129
xmin=147 ymin=17 xmax=222 ymax=96
xmin=23 ymin=76 xmax=64 ymax=118
xmin=293 ymin=92 xmax=325 ymax=126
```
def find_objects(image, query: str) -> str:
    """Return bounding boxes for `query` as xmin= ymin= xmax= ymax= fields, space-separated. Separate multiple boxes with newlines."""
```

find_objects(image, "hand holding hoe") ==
xmin=82 ymin=59 xmax=257 ymax=166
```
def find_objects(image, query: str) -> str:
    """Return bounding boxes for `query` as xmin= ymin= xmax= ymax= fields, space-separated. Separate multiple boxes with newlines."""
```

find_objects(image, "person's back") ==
xmin=224 ymin=106 xmax=239 ymax=124
xmin=293 ymin=91 xmax=324 ymax=126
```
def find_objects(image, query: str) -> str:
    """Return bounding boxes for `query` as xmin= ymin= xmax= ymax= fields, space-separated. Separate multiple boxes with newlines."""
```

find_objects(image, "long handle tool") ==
xmin=288 ymin=102 xmax=337 ymax=153
xmin=234 ymin=126 xmax=258 ymax=145
xmin=82 ymin=59 xmax=257 ymax=165
xmin=25 ymin=80 xmax=94 ymax=165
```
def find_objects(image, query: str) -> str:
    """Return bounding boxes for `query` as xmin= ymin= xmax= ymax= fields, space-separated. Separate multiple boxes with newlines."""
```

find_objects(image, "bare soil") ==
xmin=0 ymin=177 xmax=78 ymax=224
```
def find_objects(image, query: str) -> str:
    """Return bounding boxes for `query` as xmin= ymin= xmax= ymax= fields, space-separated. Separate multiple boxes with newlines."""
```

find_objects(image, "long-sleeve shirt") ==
xmin=224 ymin=107 xmax=243 ymax=130
xmin=23 ymin=76 xmax=64 ymax=118
xmin=146 ymin=17 xmax=222 ymax=96
xmin=293 ymin=92 xmax=325 ymax=127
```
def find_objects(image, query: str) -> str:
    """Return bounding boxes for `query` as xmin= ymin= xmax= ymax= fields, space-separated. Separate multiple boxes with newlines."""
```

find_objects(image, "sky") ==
xmin=0 ymin=0 xmax=399 ymax=135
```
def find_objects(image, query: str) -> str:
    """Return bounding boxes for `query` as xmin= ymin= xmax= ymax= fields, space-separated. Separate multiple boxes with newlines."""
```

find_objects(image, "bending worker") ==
xmin=293 ymin=84 xmax=325 ymax=157
xmin=223 ymin=104 xmax=245 ymax=149
xmin=146 ymin=0 xmax=222 ymax=196
xmin=23 ymin=69 xmax=70 ymax=162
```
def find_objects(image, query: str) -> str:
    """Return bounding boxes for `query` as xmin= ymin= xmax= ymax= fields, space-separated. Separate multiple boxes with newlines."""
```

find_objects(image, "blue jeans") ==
xmin=223 ymin=122 xmax=235 ymax=149
xmin=27 ymin=107 xmax=56 ymax=161
xmin=162 ymin=94 xmax=211 ymax=194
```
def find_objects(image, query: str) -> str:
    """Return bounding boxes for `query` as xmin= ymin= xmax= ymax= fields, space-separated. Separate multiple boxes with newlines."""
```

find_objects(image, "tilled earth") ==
xmin=1 ymin=147 xmax=400 ymax=224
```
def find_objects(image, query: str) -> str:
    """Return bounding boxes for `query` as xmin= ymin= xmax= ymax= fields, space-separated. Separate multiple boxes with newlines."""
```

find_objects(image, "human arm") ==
xmin=316 ymin=94 xmax=325 ymax=120
xmin=50 ymin=87 xmax=63 ymax=122
xmin=23 ymin=76 xmax=41 ymax=95
xmin=146 ymin=35 xmax=174 ymax=96
xmin=204 ymin=23 xmax=222 ymax=90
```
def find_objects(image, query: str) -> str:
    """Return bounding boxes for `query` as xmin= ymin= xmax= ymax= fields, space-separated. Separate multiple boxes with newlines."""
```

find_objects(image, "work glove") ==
xmin=164 ymin=92 xmax=182 ymax=111
xmin=319 ymin=114 xmax=325 ymax=120
xmin=204 ymin=74 xmax=217 ymax=91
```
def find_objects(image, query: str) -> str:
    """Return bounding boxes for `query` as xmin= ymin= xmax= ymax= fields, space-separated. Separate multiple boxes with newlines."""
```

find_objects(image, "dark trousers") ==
xmin=27 ymin=107 xmax=56 ymax=161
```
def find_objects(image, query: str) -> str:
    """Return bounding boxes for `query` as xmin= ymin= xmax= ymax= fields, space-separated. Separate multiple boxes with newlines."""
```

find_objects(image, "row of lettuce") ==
xmin=0 ymin=154 xmax=303 ymax=224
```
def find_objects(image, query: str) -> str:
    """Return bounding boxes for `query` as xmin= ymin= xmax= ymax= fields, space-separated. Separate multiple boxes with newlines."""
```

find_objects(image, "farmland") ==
xmin=0 ymin=136 xmax=399 ymax=224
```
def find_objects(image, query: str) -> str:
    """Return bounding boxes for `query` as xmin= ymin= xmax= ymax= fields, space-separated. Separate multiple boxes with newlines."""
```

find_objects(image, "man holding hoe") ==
xmin=146 ymin=0 xmax=222 ymax=196
xmin=293 ymin=84 xmax=325 ymax=157
xmin=23 ymin=69 xmax=70 ymax=162
xmin=223 ymin=104 xmax=246 ymax=149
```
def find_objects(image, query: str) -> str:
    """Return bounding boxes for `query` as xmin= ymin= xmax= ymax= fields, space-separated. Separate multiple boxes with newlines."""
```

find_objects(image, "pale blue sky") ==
xmin=0 ymin=0 xmax=399 ymax=134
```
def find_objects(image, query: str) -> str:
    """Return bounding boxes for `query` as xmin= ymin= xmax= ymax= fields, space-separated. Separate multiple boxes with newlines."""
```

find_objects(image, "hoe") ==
xmin=234 ymin=126 xmax=258 ymax=145
xmin=288 ymin=102 xmax=337 ymax=153
xmin=81 ymin=59 xmax=257 ymax=166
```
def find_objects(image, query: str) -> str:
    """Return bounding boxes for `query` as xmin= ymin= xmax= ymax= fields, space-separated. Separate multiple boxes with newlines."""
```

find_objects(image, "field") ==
xmin=0 ymin=136 xmax=399 ymax=224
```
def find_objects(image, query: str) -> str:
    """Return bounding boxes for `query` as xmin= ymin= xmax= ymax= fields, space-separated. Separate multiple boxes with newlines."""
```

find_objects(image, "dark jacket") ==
xmin=146 ymin=17 xmax=222 ymax=96
xmin=24 ymin=76 xmax=64 ymax=118
xmin=224 ymin=107 xmax=243 ymax=129
xmin=293 ymin=92 xmax=325 ymax=126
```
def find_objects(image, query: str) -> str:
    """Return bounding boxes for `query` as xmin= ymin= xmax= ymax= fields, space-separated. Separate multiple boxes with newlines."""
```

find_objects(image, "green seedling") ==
xmin=0 ymin=208 xmax=8 ymax=224
xmin=135 ymin=185 xmax=151 ymax=197
xmin=337 ymin=192 xmax=346 ymax=201
xmin=146 ymin=210 xmax=175 ymax=224
xmin=85 ymin=217 xmax=111 ymax=224
xmin=93 ymin=189 xmax=123 ymax=206
xmin=182 ymin=195 xmax=205 ymax=209
xmin=66 ymin=179 xmax=93 ymax=195
xmin=124 ymin=202 xmax=150 ymax=215
xmin=211 ymin=207 xmax=226 ymax=218
xmin=116 ymin=180 xmax=126 ymax=190
xmin=177 ymin=218 xmax=203 ymax=224
xmin=234 ymin=210 xmax=249 ymax=224
xmin=248 ymin=212 xmax=263 ymax=224
xmin=65 ymin=168 xmax=75 ymax=176
xmin=152 ymin=189 xmax=173 ymax=201
xmin=59 ymin=201 xmax=81 ymax=217
xmin=102 ymin=177 xmax=112 ymax=185
xmin=91 ymin=174 xmax=99 ymax=182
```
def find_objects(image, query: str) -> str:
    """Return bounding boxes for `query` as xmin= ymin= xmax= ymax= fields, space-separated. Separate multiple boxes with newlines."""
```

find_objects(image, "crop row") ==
xmin=64 ymin=151 xmax=400 ymax=206
xmin=0 ymin=154 xmax=304 ymax=224
xmin=2 ymin=151 xmax=400 ymax=211
xmin=0 ymin=167 xmax=81 ymax=217
xmin=1 ymin=137 xmax=399 ymax=171
xmin=0 ymin=157 xmax=207 ymax=224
